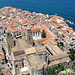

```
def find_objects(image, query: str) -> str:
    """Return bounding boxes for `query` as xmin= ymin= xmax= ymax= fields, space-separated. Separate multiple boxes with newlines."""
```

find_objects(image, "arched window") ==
xmin=22 ymin=61 xmax=24 ymax=68
xmin=15 ymin=65 xmax=18 ymax=68
xmin=11 ymin=34 xmax=12 ymax=37
xmin=29 ymin=36 xmax=30 ymax=40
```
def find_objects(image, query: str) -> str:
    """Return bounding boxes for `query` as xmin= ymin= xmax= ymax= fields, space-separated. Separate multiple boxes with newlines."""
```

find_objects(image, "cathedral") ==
xmin=5 ymin=26 xmax=48 ymax=75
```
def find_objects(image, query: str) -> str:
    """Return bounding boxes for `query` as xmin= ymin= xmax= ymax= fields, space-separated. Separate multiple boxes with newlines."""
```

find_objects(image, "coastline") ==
xmin=0 ymin=6 xmax=75 ymax=31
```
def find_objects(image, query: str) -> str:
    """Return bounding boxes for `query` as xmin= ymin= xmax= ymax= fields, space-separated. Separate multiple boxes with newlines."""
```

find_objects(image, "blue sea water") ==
xmin=0 ymin=0 xmax=75 ymax=30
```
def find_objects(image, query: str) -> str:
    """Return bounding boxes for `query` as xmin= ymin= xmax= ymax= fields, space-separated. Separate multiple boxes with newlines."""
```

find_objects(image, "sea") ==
xmin=0 ymin=0 xmax=75 ymax=30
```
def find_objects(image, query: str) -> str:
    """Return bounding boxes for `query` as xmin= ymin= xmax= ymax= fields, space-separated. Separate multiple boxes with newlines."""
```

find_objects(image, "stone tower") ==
xmin=5 ymin=29 xmax=14 ymax=55
xmin=22 ymin=30 xmax=27 ymax=40
xmin=26 ymin=25 xmax=33 ymax=46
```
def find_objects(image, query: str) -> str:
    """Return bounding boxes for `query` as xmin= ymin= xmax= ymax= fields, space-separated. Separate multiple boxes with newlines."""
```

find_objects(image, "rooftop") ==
xmin=28 ymin=54 xmax=44 ymax=71
xmin=13 ymin=50 xmax=25 ymax=56
xmin=25 ymin=47 xmax=36 ymax=55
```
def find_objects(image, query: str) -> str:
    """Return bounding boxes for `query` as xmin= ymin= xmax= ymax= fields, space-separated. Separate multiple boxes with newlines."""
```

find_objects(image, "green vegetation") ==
xmin=69 ymin=53 xmax=75 ymax=61
xmin=48 ymin=67 xmax=58 ymax=75
xmin=57 ymin=42 xmax=64 ymax=50
xmin=69 ymin=48 xmax=75 ymax=54
xmin=48 ymin=64 xmax=75 ymax=75
xmin=41 ymin=29 xmax=46 ymax=38
xmin=69 ymin=48 xmax=75 ymax=61
xmin=72 ymin=62 xmax=75 ymax=70
xmin=58 ymin=68 xmax=74 ymax=75
xmin=48 ymin=53 xmax=50 ymax=55
xmin=0 ymin=72 xmax=3 ymax=75
xmin=41 ymin=43 xmax=44 ymax=46
xmin=48 ymin=64 xmax=65 ymax=75
xmin=58 ymin=64 xmax=64 ymax=71
xmin=20 ymin=36 xmax=22 ymax=39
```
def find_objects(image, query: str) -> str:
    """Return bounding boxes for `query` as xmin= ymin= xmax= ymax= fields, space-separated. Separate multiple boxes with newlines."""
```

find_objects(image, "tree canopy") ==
xmin=69 ymin=48 xmax=75 ymax=61
xmin=57 ymin=42 xmax=64 ymax=50
xmin=41 ymin=29 xmax=46 ymax=38
xmin=69 ymin=48 xmax=75 ymax=54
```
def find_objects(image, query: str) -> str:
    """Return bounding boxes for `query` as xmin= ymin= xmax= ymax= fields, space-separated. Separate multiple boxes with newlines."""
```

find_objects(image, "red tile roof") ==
xmin=62 ymin=34 xmax=68 ymax=37
xmin=7 ymin=73 xmax=12 ymax=75
xmin=31 ymin=27 xmax=40 ymax=31
xmin=7 ymin=27 xmax=18 ymax=32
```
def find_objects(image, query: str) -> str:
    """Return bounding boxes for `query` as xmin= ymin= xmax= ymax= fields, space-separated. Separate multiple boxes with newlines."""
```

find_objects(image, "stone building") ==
xmin=5 ymin=29 xmax=14 ymax=56
xmin=26 ymin=25 xmax=33 ymax=46
xmin=4 ymin=27 xmax=71 ymax=75
xmin=9 ymin=39 xmax=48 ymax=75
xmin=22 ymin=25 xmax=33 ymax=46
xmin=5 ymin=29 xmax=48 ymax=75
xmin=0 ymin=25 xmax=4 ymax=35
xmin=45 ymin=40 xmax=72 ymax=67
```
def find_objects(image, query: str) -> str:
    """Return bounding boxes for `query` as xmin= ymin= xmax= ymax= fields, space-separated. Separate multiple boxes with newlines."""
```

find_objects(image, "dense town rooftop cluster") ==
xmin=0 ymin=6 xmax=75 ymax=45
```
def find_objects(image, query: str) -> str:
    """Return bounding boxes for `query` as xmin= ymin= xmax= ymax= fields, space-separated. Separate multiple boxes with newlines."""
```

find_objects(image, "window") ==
xmin=22 ymin=61 xmax=24 ymax=68
xmin=9 ymin=45 xmax=10 ymax=47
xmin=40 ymin=56 xmax=42 ymax=59
xmin=29 ymin=36 xmax=30 ymax=40
xmin=15 ymin=65 xmax=18 ymax=68
xmin=11 ymin=34 xmax=12 ymax=36
xmin=20 ymin=67 xmax=21 ymax=69
xmin=33 ymin=33 xmax=35 ymax=36
xmin=14 ymin=41 xmax=16 ymax=46
xmin=8 ymin=33 xmax=10 ymax=36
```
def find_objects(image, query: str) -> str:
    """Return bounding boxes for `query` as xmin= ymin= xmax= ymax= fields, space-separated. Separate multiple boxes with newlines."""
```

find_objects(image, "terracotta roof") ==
xmin=67 ymin=29 xmax=72 ymax=33
xmin=46 ymin=44 xmax=56 ymax=55
xmin=49 ymin=52 xmax=69 ymax=61
xmin=22 ymin=29 xmax=26 ymax=32
xmin=13 ymin=50 xmax=25 ymax=56
xmin=7 ymin=73 xmax=12 ymax=75
xmin=49 ymin=60 xmax=60 ymax=66
xmin=36 ymin=47 xmax=47 ymax=54
xmin=48 ymin=42 xmax=62 ymax=54
xmin=25 ymin=47 xmax=36 ymax=55
xmin=34 ymin=38 xmax=48 ymax=42
xmin=45 ymin=30 xmax=53 ymax=38
xmin=49 ymin=57 xmax=70 ymax=66
xmin=31 ymin=27 xmax=40 ymax=31
xmin=42 ymin=38 xmax=54 ymax=44
xmin=28 ymin=54 xmax=44 ymax=71
xmin=7 ymin=27 xmax=18 ymax=32
xmin=41 ymin=25 xmax=48 ymax=30
xmin=62 ymin=34 xmax=68 ymax=37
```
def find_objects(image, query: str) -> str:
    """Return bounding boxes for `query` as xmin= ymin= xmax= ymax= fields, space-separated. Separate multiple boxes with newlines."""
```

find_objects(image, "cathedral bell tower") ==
xmin=26 ymin=25 xmax=33 ymax=46
xmin=5 ymin=29 xmax=14 ymax=55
